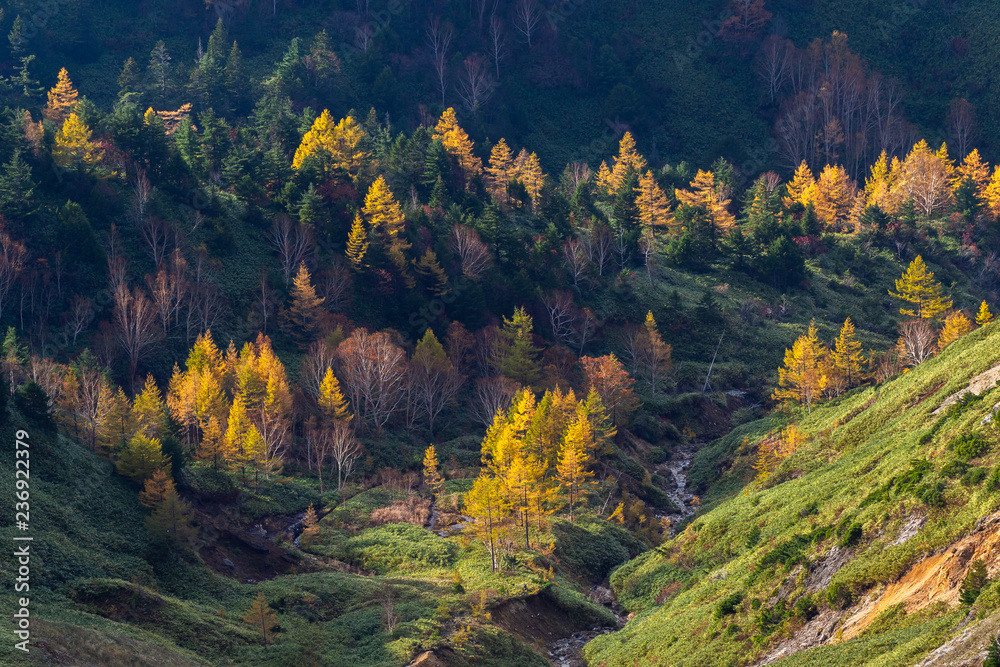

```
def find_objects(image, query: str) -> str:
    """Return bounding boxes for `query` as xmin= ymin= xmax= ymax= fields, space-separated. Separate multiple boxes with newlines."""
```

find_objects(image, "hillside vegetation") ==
xmin=586 ymin=319 xmax=1000 ymax=666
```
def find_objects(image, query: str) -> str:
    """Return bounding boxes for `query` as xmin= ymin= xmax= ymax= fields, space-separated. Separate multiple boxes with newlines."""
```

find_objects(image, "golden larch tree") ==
xmin=675 ymin=170 xmax=736 ymax=238
xmin=557 ymin=415 xmax=594 ymax=522
xmin=636 ymin=311 xmax=672 ymax=394
xmin=345 ymin=214 xmax=369 ymax=270
xmin=292 ymin=110 xmax=367 ymax=179
xmin=985 ymin=166 xmax=1000 ymax=219
xmin=976 ymin=301 xmax=993 ymax=327
xmin=828 ymin=317 xmax=864 ymax=395
xmin=53 ymin=113 xmax=103 ymax=169
xmin=938 ymin=310 xmax=973 ymax=351
xmin=889 ymin=255 xmax=952 ymax=320
xmin=485 ymin=138 xmax=515 ymax=207
xmin=422 ymin=444 xmax=445 ymax=498
xmin=783 ymin=161 xmax=817 ymax=209
xmin=772 ymin=320 xmax=828 ymax=412
xmin=814 ymin=164 xmax=856 ymax=231
xmin=953 ymin=149 xmax=991 ymax=198
xmin=362 ymin=176 xmax=411 ymax=282
xmin=433 ymin=107 xmax=482 ymax=186
xmin=635 ymin=171 xmax=673 ymax=239
xmin=43 ymin=68 xmax=78 ymax=124
xmin=514 ymin=149 xmax=544 ymax=211
xmin=318 ymin=367 xmax=352 ymax=423
xmin=139 ymin=468 xmax=176 ymax=508
xmin=464 ymin=474 xmax=502 ymax=571
xmin=284 ymin=263 xmax=325 ymax=345
xmin=579 ymin=353 xmax=640 ymax=425
xmin=115 ymin=433 xmax=170 ymax=484
xmin=242 ymin=592 xmax=280 ymax=648
xmin=596 ymin=132 xmax=647 ymax=193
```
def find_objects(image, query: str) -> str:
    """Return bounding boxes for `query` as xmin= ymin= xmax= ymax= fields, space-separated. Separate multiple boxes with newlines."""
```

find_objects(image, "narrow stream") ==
xmin=655 ymin=443 xmax=699 ymax=535
xmin=546 ymin=586 xmax=627 ymax=667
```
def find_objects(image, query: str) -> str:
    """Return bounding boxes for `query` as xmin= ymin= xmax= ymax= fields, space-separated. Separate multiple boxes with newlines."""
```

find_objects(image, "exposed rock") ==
xmin=914 ymin=610 xmax=1000 ymax=667
xmin=892 ymin=513 xmax=927 ymax=546
xmin=756 ymin=609 xmax=841 ymax=665
xmin=804 ymin=546 xmax=852 ymax=592
xmin=933 ymin=364 xmax=1000 ymax=415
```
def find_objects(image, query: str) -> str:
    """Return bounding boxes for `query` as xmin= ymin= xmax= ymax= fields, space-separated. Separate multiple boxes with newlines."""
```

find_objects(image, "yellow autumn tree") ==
xmin=938 ymin=310 xmax=973 ymax=351
xmin=772 ymin=320 xmax=827 ymax=412
xmin=422 ymin=444 xmax=445 ymax=498
xmin=464 ymin=474 xmax=503 ymax=571
xmin=284 ymin=263 xmax=325 ymax=345
xmin=292 ymin=110 xmax=367 ymax=179
xmin=485 ymin=138 xmax=515 ymax=207
xmin=345 ymin=214 xmax=369 ymax=270
xmin=782 ymin=161 xmax=817 ymax=209
xmin=433 ymin=107 xmax=482 ymax=186
xmin=557 ymin=415 xmax=594 ymax=522
xmin=896 ymin=140 xmax=955 ymax=217
xmin=596 ymin=132 xmax=647 ymax=193
xmin=514 ymin=149 xmax=544 ymax=211
xmin=675 ymin=170 xmax=736 ymax=238
xmin=138 ymin=468 xmax=176 ymax=508
xmin=976 ymin=301 xmax=993 ymax=327
xmin=53 ymin=113 xmax=103 ymax=169
xmin=318 ymin=367 xmax=352 ymax=423
xmin=985 ymin=166 xmax=1000 ymax=219
xmin=242 ymin=592 xmax=279 ymax=648
xmin=43 ymin=68 xmax=78 ymax=124
xmin=889 ymin=255 xmax=952 ymax=320
xmin=828 ymin=317 xmax=864 ymax=395
xmin=863 ymin=151 xmax=903 ymax=215
xmin=362 ymin=176 xmax=411 ymax=282
xmin=814 ymin=164 xmax=856 ymax=231
xmin=635 ymin=171 xmax=673 ymax=239
xmin=953 ymin=149 xmax=991 ymax=198
xmin=132 ymin=374 xmax=166 ymax=439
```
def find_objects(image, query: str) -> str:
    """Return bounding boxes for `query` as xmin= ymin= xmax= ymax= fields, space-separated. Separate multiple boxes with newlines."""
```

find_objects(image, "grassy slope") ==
xmin=585 ymin=318 xmax=1000 ymax=666
xmin=0 ymin=411 xmax=632 ymax=666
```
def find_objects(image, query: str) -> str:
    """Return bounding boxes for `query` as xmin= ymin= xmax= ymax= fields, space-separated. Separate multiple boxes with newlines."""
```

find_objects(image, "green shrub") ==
xmin=839 ymin=523 xmax=863 ymax=548
xmin=960 ymin=559 xmax=988 ymax=605
xmin=714 ymin=592 xmax=744 ymax=620
xmin=344 ymin=523 xmax=456 ymax=574
xmin=745 ymin=525 xmax=761 ymax=550
xmin=940 ymin=460 xmax=970 ymax=478
xmin=827 ymin=581 xmax=852 ymax=609
xmin=916 ymin=481 xmax=947 ymax=507
xmin=951 ymin=433 xmax=990 ymax=461
xmin=962 ymin=467 xmax=988 ymax=486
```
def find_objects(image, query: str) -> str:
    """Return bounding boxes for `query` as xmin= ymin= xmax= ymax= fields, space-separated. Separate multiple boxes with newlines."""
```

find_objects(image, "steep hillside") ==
xmin=585 ymin=319 xmax=1000 ymax=666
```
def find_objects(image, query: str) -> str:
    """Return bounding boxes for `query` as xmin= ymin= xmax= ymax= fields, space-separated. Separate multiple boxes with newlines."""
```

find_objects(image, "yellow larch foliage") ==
xmin=362 ymin=175 xmax=411 ymax=281
xmin=985 ymin=166 xmax=1000 ymax=219
xmin=138 ymin=468 xmax=176 ymax=508
xmin=596 ymin=132 xmax=646 ymax=193
xmin=318 ymin=367 xmax=352 ymax=423
xmin=863 ymin=152 xmax=903 ymax=215
xmin=433 ymin=107 xmax=482 ymax=185
xmin=345 ymin=214 xmax=369 ymax=270
xmin=772 ymin=320 xmax=827 ymax=412
xmin=422 ymin=444 xmax=445 ymax=498
xmin=557 ymin=414 xmax=594 ymax=523
xmin=675 ymin=169 xmax=736 ymax=236
xmin=896 ymin=140 xmax=955 ymax=217
xmin=514 ymin=149 xmax=544 ymax=211
xmin=828 ymin=317 xmax=864 ymax=393
xmin=43 ymin=68 xmax=78 ymax=124
xmin=814 ymin=164 xmax=856 ymax=231
xmin=485 ymin=138 xmax=515 ymax=207
xmin=285 ymin=263 xmax=325 ymax=344
xmin=241 ymin=592 xmax=279 ymax=647
xmin=782 ymin=161 xmax=817 ymax=209
xmin=953 ymin=148 xmax=991 ymax=198
xmin=52 ymin=113 xmax=103 ymax=169
xmin=938 ymin=310 xmax=973 ymax=351
xmin=635 ymin=170 xmax=673 ymax=239
xmin=889 ymin=255 xmax=953 ymax=320
xmin=292 ymin=110 xmax=367 ymax=178
xmin=976 ymin=301 xmax=994 ymax=327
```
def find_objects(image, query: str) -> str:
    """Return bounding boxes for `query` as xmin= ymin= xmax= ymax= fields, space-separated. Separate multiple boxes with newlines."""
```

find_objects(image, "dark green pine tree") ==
xmin=0 ymin=149 xmax=35 ymax=220
xmin=611 ymin=170 xmax=640 ymax=266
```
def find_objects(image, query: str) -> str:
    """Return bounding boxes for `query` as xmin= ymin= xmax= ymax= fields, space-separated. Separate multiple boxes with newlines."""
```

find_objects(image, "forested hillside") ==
xmin=3 ymin=0 xmax=1000 ymax=665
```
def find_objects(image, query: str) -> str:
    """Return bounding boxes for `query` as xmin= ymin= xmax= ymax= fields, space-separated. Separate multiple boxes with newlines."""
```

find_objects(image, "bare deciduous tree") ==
xmin=269 ymin=215 xmax=312 ymax=285
xmin=458 ymin=53 xmax=494 ymax=114
xmin=576 ymin=307 xmax=597 ymax=355
xmin=318 ymin=260 xmax=353 ymax=313
xmin=754 ymin=36 xmax=790 ymax=103
xmin=897 ymin=319 xmax=936 ymax=368
xmin=66 ymin=294 xmax=93 ymax=345
xmin=489 ymin=15 xmax=506 ymax=79
xmin=113 ymin=285 xmax=161 ymax=390
xmin=470 ymin=375 xmax=520 ymax=426
xmin=329 ymin=420 xmax=361 ymax=490
xmin=336 ymin=329 xmax=408 ymax=430
xmin=301 ymin=339 xmax=338 ymax=399
xmin=474 ymin=324 xmax=503 ymax=377
xmin=513 ymin=0 xmax=540 ymax=47
xmin=410 ymin=343 xmax=465 ymax=435
xmin=541 ymin=290 xmax=578 ymax=346
xmin=947 ymin=98 xmax=979 ymax=160
xmin=451 ymin=224 xmax=492 ymax=281
xmin=562 ymin=238 xmax=590 ymax=288
xmin=582 ymin=222 xmax=613 ymax=277
xmin=427 ymin=18 xmax=453 ymax=107
xmin=0 ymin=225 xmax=27 ymax=322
